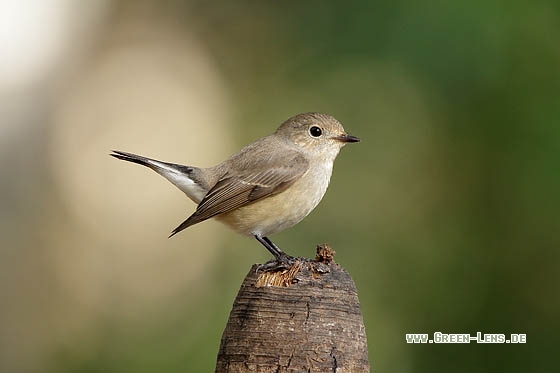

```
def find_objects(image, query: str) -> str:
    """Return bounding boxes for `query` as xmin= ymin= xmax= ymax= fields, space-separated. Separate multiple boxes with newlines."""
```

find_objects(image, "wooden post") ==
xmin=216 ymin=245 xmax=370 ymax=372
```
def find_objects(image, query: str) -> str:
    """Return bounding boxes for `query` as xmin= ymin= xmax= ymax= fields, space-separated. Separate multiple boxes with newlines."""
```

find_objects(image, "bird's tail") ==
xmin=110 ymin=150 xmax=207 ymax=204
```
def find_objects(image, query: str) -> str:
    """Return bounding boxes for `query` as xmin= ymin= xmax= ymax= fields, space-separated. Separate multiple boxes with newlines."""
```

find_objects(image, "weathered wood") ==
xmin=216 ymin=245 xmax=370 ymax=372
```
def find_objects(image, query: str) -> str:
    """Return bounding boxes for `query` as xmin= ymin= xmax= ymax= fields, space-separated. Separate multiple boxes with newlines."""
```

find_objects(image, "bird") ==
xmin=111 ymin=112 xmax=359 ymax=267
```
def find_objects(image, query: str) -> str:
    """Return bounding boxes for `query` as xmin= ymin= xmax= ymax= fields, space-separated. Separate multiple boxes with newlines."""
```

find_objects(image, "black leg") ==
xmin=254 ymin=234 xmax=284 ymax=258
xmin=263 ymin=237 xmax=286 ymax=256
xmin=254 ymin=234 xmax=296 ymax=271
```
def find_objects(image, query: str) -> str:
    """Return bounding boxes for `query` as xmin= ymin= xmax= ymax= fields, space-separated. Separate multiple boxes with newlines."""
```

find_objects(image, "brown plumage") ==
xmin=111 ymin=112 xmax=359 ymax=261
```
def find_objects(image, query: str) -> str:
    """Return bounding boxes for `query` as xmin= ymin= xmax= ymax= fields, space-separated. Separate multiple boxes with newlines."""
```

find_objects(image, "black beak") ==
xmin=335 ymin=133 xmax=360 ymax=143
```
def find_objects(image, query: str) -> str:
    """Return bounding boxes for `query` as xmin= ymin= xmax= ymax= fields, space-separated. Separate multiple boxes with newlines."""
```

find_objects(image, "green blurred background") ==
xmin=1 ymin=1 xmax=559 ymax=372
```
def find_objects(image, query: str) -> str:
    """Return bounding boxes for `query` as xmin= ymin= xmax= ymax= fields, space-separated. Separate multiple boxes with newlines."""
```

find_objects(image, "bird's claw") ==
xmin=256 ymin=254 xmax=297 ymax=273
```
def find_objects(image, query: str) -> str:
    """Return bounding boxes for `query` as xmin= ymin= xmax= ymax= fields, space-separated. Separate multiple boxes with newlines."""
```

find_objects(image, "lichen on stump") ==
xmin=216 ymin=245 xmax=370 ymax=372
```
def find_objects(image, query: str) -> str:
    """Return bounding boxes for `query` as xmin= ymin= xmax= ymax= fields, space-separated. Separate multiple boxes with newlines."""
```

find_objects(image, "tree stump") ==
xmin=216 ymin=245 xmax=370 ymax=372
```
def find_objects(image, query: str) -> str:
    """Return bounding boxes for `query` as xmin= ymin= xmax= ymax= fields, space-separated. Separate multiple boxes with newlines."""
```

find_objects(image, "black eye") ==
xmin=309 ymin=126 xmax=322 ymax=137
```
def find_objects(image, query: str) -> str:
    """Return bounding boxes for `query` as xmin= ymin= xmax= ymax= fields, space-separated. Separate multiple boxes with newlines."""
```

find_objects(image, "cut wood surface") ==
xmin=216 ymin=245 xmax=370 ymax=372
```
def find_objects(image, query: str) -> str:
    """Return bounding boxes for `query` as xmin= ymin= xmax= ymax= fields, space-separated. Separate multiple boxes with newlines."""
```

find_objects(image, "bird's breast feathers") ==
xmin=216 ymin=159 xmax=334 ymax=236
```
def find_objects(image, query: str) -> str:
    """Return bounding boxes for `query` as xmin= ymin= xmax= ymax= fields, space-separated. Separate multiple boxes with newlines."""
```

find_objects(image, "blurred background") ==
xmin=1 ymin=0 xmax=559 ymax=372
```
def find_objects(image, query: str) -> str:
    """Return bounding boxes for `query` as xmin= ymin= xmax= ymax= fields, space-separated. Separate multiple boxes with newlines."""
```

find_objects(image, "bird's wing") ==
xmin=169 ymin=152 xmax=309 ymax=237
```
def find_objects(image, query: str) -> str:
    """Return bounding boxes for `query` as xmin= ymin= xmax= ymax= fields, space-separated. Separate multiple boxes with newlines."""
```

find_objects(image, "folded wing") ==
xmin=170 ymin=153 xmax=308 ymax=237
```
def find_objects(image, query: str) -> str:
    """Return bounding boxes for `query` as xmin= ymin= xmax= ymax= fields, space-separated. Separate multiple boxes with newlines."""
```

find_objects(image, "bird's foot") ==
xmin=256 ymin=254 xmax=297 ymax=273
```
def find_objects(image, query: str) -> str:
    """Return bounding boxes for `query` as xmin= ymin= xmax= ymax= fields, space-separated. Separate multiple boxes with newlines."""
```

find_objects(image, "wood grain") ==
xmin=216 ymin=245 xmax=370 ymax=372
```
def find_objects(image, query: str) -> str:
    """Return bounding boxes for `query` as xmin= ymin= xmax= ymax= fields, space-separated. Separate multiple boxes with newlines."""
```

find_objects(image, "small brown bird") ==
xmin=111 ymin=112 xmax=359 ymax=266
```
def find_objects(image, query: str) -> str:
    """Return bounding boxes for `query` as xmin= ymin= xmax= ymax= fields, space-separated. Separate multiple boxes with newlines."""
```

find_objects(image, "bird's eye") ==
xmin=309 ymin=126 xmax=322 ymax=137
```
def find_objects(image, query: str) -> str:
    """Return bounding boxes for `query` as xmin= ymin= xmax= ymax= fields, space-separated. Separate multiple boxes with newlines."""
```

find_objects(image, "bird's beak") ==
xmin=334 ymin=133 xmax=360 ymax=143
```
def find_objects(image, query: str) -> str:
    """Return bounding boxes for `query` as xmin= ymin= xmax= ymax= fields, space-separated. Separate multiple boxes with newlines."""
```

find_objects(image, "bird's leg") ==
xmin=254 ymin=235 xmax=296 ymax=271
xmin=254 ymin=234 xmax=283 ymax=257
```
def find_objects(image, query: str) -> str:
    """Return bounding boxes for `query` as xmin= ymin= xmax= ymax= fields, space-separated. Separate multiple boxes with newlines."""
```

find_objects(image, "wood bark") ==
xmin=216 ymin=245 xmax=370 ymax=372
